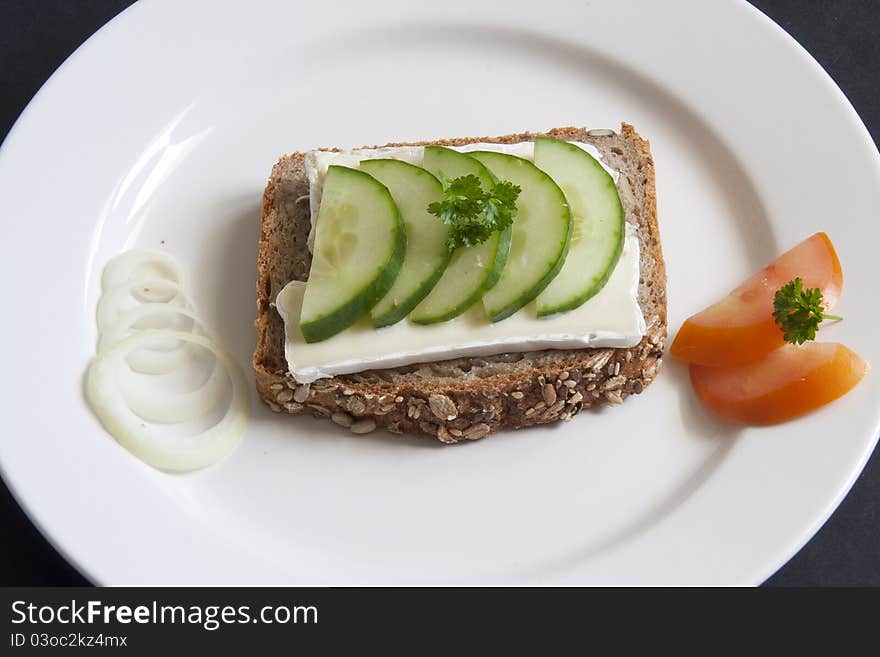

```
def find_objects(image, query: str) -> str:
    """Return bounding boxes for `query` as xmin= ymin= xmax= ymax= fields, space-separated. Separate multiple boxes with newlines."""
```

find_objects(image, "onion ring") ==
xmin=101 ymin=249 xmax=186 ymax=291
xmin=96 ymin=278 xmax=191 ymax=334
xmin=98 ymin=304 xmax=206 ymax=374
xmin=86 ymin=330 xmax=250 ymax=472
xmin=118 ymin=354 xmax=228 ymax=424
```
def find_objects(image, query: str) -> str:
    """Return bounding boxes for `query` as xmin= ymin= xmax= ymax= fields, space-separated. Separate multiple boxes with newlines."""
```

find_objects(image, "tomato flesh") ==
xmin=690 ymin=343 xmax=868 ymax=424
xmin=671 ymin=233 xmax=843 ymax=366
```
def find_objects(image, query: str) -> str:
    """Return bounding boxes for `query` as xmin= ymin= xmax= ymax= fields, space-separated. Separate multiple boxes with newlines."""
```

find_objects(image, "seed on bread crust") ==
xmin=601 ymin=375 xmax=627 ymax=391
xmin=332 ymin=412 xmax=353 ymax=427
xmin=428 ymin=394 xmax=458 ymax=420
xmin=269 ymin=383 xmax=284 ymax=392
xmin=276 ymin=389 xmax=294 ymax=403
xmin=350 ymin=418 xmax=377 ymax=434
xmin=463 ymin=423 xmax=490 ymax=440
xmin=306 ymin=403 xmax=331 ymax=415
xmin=345 ymin=396 xmax=366 ymax=416
xmin=436 ymin=424 xmax=456 ymax=444
xmin=510 ymin=391 xmax=524 ymax=399
xmin=542 ymin=384 xmax=557 ymax=405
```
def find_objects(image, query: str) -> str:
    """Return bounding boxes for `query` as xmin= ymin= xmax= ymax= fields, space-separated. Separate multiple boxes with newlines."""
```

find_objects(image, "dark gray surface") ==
xmin=0 ymin=0 xmax=877 ymax=586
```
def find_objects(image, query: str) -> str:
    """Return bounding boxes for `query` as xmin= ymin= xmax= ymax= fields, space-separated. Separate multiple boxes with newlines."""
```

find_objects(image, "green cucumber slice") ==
xmin=411 ymin=147 xmax=513 ymax=324
xmin=534 ymin=137 xmax=624 ymax=316
xmin=467 ymin=150 xmax=572 ymax=322
xmin=360 ymin=159 xmax=451 ymax=327
xmin=299 ymin=165 xmax=405 ymax=342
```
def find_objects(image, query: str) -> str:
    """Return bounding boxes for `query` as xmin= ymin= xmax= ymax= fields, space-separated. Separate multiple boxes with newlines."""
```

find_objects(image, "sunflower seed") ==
xmin=331 ymin=412 xmax=353 ymax=427
xmin=434 ymin=424 xmax=455 ymax=443
xmin=428 ymin=394 xmax=458 ymax=420
xmin=463 ymin=423 xmax=490 ymax=440
xmin=601 ymin=375 xmax=627 ymax=391
xmin=350 ymin=419 xmax=377 ymax=434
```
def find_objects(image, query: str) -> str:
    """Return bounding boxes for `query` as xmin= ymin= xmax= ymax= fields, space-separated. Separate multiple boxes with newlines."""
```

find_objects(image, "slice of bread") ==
xmin=254 ymin=123 xmax=665 ymax=442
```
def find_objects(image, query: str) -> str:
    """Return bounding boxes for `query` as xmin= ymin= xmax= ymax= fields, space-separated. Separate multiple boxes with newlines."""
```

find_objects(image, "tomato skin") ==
xmin=689 ymin=343 xmax=868 ymax=424
xmin=671 ymin=233 xmax=843 ymax=366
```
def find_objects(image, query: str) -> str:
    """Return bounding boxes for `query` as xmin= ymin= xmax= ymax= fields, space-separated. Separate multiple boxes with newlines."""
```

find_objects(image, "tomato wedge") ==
xmin=690 ymin=343 xmax=868 ymax=424
xmin=671 ymin=232 xmax=843 ymax=366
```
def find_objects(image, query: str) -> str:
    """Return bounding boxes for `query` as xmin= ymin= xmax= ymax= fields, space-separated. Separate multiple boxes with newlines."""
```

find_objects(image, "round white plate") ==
xmin=1 ymin=0 xmax=878 ymax=585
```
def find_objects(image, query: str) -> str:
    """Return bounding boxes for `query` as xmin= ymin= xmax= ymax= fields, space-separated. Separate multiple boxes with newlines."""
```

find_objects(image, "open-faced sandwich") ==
xmin=254 ymin=124 xmax=665 ymax=442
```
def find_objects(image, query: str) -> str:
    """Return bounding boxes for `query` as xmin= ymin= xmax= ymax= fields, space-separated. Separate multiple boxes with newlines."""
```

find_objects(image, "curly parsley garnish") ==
xmin=427 ymin=174 xmax=521 ymax=250
xmin=772 ymin=277 xmax=842 ymax=344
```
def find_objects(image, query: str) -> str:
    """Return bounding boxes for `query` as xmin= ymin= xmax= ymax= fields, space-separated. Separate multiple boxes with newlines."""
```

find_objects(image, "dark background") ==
xmin=1 ymin=0 xmax=877 ymax=586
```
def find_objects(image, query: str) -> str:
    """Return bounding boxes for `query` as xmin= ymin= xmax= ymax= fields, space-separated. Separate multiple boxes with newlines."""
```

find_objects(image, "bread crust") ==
xmin=254 ymin=124 xmax=665 ymax=442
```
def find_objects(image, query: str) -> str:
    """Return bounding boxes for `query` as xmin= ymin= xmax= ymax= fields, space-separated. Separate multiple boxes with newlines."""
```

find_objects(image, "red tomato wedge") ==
xmin=690 ymin=342 xmax=868 ymax=424
xmin=671 ymin=232 xmax=843 ymax=366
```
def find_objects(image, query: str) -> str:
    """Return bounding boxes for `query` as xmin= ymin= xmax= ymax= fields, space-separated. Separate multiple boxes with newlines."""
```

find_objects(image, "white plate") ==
xmin=1 ymin=0 xmax=878 ymax=585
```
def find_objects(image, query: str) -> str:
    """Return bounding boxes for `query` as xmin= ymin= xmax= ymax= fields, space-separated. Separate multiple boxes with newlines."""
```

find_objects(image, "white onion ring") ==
xmin=98 ymin=304 xmax=206 ymax=374
xmin=101 ymin=249 xmax=186 ymax=291
xmin=96 ymin=278 xmax=191 ymax=334
xmin=86 ymin=330 xmax=250 ymax=472
xmin=119 ymin=354 xmax=228 ymax=424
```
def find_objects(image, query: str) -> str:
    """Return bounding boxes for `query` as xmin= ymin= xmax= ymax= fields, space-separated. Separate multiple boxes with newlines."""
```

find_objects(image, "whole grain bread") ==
xmin=253 ymin=124 xmax=665 ymax=442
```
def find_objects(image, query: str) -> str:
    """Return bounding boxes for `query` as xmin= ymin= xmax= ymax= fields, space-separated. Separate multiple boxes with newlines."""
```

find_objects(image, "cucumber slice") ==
xmin=411 ymin=147 xmax=513 ymax=324
xmin=467 ymin=151 xmax=572 ymax=322
xmin=299 ymin=165 xmax=405 ymax=342
xmin=360 ymin=159 xmax=451 ymax=327
xmin=534 ymin=137 xmax=624 ymax=316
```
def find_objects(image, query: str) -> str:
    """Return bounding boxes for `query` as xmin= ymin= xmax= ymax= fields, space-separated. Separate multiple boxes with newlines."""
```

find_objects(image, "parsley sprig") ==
xmin=772 ymin=277 xmax=842 ymax=344
xmin=427 ymin=174 xmax=521 ymax=250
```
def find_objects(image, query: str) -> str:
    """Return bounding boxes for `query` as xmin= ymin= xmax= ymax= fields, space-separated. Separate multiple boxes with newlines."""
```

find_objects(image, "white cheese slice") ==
xmin=276 ymin=226 xmax=645 ymax=383
xmin=305 ymin=141 xmax=618 ymax=252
